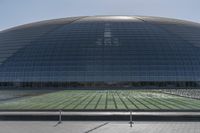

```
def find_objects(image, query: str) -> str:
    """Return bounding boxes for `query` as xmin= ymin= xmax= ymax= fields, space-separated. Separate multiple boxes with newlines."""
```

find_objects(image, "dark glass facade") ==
xmin=0 ymin=16 xmax=200 ymax=88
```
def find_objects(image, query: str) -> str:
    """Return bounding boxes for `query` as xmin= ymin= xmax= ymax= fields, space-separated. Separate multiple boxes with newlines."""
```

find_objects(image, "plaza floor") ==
xmin=0 ymin=121 xmax=199 ymax=133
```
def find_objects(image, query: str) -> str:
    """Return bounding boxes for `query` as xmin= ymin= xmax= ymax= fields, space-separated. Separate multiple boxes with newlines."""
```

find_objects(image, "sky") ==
xmin=0 ymin=0 xmax=200 ymax=31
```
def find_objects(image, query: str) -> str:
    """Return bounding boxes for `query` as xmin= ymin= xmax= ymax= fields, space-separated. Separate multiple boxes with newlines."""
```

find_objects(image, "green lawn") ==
xmin=1 ymin=90 xmax=200 ymax=110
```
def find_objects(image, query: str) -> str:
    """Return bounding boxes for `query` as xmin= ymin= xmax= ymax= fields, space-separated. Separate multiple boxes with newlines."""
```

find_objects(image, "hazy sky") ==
xmin=0 ymin=0 xmax=200 ymax=31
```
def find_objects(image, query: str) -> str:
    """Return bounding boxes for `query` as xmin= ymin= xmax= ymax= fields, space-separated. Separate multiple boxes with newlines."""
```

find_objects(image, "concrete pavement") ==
xmin=0 ymin=121 xmax=199 ymax=133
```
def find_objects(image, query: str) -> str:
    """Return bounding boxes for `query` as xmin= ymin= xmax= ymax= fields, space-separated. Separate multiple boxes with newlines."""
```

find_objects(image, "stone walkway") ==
xmin=0 ymin=121 xmax=199 ymax=133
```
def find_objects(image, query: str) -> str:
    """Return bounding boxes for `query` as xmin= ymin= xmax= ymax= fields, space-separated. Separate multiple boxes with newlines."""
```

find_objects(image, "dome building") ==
xmin=0 ymin=16 xmax=200 ymax=88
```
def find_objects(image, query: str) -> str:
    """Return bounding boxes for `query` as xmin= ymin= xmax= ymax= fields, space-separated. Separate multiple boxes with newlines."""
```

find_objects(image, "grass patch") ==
xmin=0 ymin=90 xmax=200 ymax=110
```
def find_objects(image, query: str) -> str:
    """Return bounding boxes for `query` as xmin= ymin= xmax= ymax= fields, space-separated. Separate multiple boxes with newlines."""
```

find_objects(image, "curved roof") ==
xmin=0 ymin=16 xmax=200 ymax=82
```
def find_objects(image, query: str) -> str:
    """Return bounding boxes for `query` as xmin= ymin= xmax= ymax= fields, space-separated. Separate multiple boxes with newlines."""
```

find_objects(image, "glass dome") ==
xmin=0 ymin=16 xmax=200 ymax=88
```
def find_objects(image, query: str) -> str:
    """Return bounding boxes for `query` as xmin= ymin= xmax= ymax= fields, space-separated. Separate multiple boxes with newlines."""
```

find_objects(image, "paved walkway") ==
xmin=0 ymin=121 xmax=199 ymax=133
